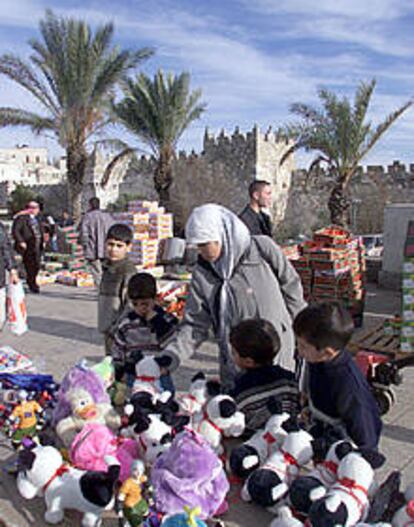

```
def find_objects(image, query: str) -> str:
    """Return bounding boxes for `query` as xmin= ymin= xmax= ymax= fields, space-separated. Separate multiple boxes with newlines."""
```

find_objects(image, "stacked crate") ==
xmin=43 ymin=226 xmax=86 ymax=272
xmin=113 ymin=200 xmax=173 ymax=268
xmin=283 ymin=226 xmax=366 ymax=324
xmin=401 ymin=221 xmax=414 ymax=352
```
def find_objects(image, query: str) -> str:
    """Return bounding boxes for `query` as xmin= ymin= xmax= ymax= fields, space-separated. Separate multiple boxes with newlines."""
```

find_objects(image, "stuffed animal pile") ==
xmin=2 ymin=357 xmax=407 ymax=527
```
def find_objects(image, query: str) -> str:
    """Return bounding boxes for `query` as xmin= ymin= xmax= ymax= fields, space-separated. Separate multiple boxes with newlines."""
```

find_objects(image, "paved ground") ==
xmin=0 ymin=282 xmax=410 ymax=526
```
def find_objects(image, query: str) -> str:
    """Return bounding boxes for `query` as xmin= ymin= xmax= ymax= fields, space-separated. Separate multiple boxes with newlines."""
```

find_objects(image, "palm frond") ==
xmin=0 ymin=107 xmax=55 ymax=134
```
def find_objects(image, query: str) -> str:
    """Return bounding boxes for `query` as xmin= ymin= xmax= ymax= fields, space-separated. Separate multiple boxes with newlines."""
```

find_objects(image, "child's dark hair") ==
xmin=229 ymin=319 xmax=280 ymax=366
xmin=106 ymin=223 xmax=132 ymax=244
xmin=293 ymin=301 xmax=354 ymax=351
xmin=128 ymin=272 xmax=157 ymax=300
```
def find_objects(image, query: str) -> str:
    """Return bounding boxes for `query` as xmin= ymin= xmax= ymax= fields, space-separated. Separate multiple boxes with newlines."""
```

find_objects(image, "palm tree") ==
xmin=113 ymin=70 xmax=206 ymax=207
xmin=279 ymin=80 xmax=412 ymax=227
xmin=0 ymin=9 xmax=152 ymax=220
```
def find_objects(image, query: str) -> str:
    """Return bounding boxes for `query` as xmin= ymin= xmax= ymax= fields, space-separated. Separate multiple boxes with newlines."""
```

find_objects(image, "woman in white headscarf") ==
xmin=166 ymin=204 xmax=306 ymax=392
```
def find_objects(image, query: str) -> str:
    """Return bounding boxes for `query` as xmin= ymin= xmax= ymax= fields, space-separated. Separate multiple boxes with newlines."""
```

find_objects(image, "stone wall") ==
xmin=278 ymin=161 xmax=414 ymax=239
xmin=119 ymin=126 xmax=294 ymax=229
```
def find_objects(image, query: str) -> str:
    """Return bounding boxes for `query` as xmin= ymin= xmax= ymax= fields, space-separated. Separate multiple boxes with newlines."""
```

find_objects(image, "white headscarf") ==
xmin=185 ymin=204 xmax=251 ymax=367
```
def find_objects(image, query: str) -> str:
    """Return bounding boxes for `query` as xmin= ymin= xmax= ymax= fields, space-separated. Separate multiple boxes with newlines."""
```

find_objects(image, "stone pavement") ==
xmin=0 ymin=282 xmax=411 ymax=526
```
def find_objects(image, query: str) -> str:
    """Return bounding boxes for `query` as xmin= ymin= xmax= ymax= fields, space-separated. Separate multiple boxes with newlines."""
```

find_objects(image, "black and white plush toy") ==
xmin=17 ymin=444 xmax=120 ymax=526
xmin=192 ymin=394 xmax=245 ymax=455
xmin=229 ymin=407 xmax=290 ymax=479
xmin=289 ymin=439 xmax=354 ymax=517
xmin=307 ymin=449 xmax=386 ymax=526
xmin=132 ymin=355 xmax=173 ymax=397
xmin=241 ymin=419 xmax=314 ymax=508
xmin=178 ymin=372 xmax=221 ymax=423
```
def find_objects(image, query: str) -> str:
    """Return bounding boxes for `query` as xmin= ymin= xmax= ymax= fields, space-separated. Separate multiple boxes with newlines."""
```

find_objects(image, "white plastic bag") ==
xmin=7 ymin=282 xmax=28 ymax=336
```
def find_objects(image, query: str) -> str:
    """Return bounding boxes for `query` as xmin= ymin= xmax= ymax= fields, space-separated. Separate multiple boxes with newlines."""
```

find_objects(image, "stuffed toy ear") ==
xmin=191 ymin=372 xmax=206 ymax=383
xmin=266 ymin=397 xmax=283 ymax=415
xmin=311 ymin=437 xmax=329 ymax=462
xmin=335 ymin=441 xmax=354 ymax=460
xmin=357 ymin=449 xmax=386 ymax=469
xmin=17 ymin=449 xmax=36 ymax=472
xmin=281 ymin=416 xmax=300 ymax=433
xmin=154 ymin=355 xmax=173 ymax=369
xmin=130 ymin=350 xmax=144 ymax=365
xmin=218 ymin=398 xmax=237 ymax=418
xmin=133 ymin=413 xmax=151 ymax=434
xmin=206 ymin=380 xmax=221 ymax=397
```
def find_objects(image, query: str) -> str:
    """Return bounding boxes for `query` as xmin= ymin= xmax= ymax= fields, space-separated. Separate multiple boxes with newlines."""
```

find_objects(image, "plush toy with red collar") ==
xmin=229 ymin=406 xmax=291 ymax=479
xmin=132 ymin=356 xmax=173 ymax=397
xmin=241 ymin=419 xmax=314 ymax=508
xmin=177 ymin=372 xmax=221 ymax=423
xmin=16 ymin=443 xmax=120 ymax=526
xmin=307 ymin=449 xmax=386 ymax=526
xmin=192 ymin=394 xmax=245 ymax=455
xmin=288 ymin=439 xmax=355 ymax=517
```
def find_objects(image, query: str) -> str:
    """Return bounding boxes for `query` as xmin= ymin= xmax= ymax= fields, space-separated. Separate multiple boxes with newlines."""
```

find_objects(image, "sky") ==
xmin=0 ymin=0 xmax=413 ymax=168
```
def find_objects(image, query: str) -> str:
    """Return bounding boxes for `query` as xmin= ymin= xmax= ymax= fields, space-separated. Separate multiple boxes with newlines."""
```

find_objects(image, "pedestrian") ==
xmin=111 ymin=272 xmax=178 ymax=392
xmin=60 ymin=210 xmax=74 ymax=228
xmin=80 ymin=197 xmax=113 ymax=288
xmin=229 ymin=319 xmax=299 ymax=432
xmin=294 ymin=302 xmax=382 ymax=449
xmin=98 ymin=224 xmax=136 ymax=354
xmin=45 ymin=215 xmax=58 ymax=252
xmin=0 ymin=221 xmax=19 ymax=330
xmin=12 ymin=201 xmax=44 ymax=294
xmin=239 ymin=180 xmax=273 ymax=236
xmin=165 ymin=203 xmax=306 ymax=392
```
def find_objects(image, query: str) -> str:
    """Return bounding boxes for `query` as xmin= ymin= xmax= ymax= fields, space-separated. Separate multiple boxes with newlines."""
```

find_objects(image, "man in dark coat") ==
xmin=80 ymin=197 xmax=113 ymax=288
xmin=239 ymin=180 xmax=273 ymax=237
xmin=12 ymin=201 xmax=44 ymax=293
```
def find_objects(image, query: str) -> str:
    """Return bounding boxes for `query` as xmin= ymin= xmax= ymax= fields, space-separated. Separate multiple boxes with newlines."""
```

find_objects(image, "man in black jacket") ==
xmin=239 ymin=180 xmax=273 ymax=237
xmin=12 ymin=201 xmax=44 ymax=293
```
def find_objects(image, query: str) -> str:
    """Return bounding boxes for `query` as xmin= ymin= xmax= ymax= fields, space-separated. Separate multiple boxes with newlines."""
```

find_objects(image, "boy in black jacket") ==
xmin=294 ymin=301 xmax=382 ymax=449
xmin=229 ymin=319 xmax=300 ymax=432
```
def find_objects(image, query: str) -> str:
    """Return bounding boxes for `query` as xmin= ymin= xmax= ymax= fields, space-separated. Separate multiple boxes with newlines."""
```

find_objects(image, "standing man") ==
xmin=0 ymin=221 xmax=19 ymax=329
xmin=12 ymin=201 xmax=44 ymax=294
xmin=239 ymin=180 xmax=273 ymax=237
xmin=80 ymin=197 xmax=113 ymax=288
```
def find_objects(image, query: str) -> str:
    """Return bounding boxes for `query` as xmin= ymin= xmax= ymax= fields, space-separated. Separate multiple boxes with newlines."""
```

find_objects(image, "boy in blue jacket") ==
xmin=294 ymin=301 xmax=382 ymax=449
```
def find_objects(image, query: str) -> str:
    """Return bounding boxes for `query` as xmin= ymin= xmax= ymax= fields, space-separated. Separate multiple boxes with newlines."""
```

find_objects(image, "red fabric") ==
xmin=201 ymin=412 xmax=223 ymax=435
xmin=136 ymin=375 xmax=157 ymax=383
xmin=263 ymin=432 xmax=277 ymax=444
xmin=281 ymin=449 xmax=299 ymax=468
xmin=42 ymin=464 xmax=70 ymax=493
xmin=322 ymin=460 xmax=338 ymax=475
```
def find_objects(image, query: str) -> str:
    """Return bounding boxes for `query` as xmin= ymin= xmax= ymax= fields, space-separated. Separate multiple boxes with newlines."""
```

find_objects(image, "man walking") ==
xmin=12 ymin=201 xmax=44 ymax=293
xmin=239 ymin=180 xmax=273 ymax=237
xmin=80 ymin=197 xmax=113 ymax=288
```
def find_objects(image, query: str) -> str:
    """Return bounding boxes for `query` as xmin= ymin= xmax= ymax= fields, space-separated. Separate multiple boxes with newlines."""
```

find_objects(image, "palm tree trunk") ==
xmin=66 ymin=144 xmax=88 ymax=223
xmin=328 ymin=183 xmax=351 ymax=228
xmin=154 ymin=147 xmax=174 ymax=209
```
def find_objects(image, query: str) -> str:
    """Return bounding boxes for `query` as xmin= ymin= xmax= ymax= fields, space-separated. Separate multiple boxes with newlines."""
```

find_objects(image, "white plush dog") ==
xmin=307 ymin=449 xmax=385 ymax=526
xmin=178 ymin=372 xmax=220 ymax=422
xmin=229 ymin=410 xmax=290 ymax=478
xmin=17 ymin=444 xmax=120 ymax=526
xmin=192 ymin=394 xmax=245 ymax=454
xmin=242 ymin=419 xmax=314 ymax=508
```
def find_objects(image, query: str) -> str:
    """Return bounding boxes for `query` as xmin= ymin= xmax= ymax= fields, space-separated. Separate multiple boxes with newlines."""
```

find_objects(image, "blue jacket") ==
xmin=308 ymin=349 xmax=382 ymax=449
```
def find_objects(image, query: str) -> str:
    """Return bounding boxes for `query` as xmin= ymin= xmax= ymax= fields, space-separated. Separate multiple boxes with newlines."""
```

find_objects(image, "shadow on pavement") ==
xmin=38 ymin=289 xmax=97 ymax=302
xmin=382 ymin=423 xmax=414 ymax=444
xmin=28 ymin=316 xmax=101 ymax=345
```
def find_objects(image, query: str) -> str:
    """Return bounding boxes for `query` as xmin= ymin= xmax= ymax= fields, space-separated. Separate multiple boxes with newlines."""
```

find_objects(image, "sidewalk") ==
xmin=0 ymin=283 xmax=411 ymax=526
